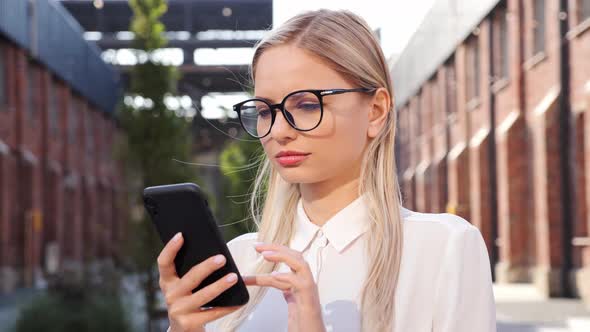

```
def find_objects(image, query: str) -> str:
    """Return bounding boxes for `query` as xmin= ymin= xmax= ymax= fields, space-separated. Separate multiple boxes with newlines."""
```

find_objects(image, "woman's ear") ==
xmin=367 ymin=88 xmax=392 ymax=138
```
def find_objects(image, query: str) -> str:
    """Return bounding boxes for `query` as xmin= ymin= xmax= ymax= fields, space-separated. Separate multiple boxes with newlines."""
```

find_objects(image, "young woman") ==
xmin=158 ymin=9 xmax=496 ymax=332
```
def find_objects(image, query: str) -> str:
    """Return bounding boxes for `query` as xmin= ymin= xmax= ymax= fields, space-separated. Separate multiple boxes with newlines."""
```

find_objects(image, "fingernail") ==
xmin=271 ymin=271 xmax=280 ymax=276
xmin=172 ymin=232 xmax=182 ymax=242
xmin=261 ymin=251 xmax=275 ymax=256
xmin=214 ymin=255 xmax=225 ymax=265
xmin=253 ymin=241 xmax=264 ymax=247
xmin=226 ymin=273 xmax=237 ymax=283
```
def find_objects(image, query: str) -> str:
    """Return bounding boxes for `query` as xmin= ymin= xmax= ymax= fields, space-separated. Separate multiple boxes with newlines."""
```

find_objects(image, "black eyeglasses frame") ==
xmin=232 ymin=87 xmax=376 ymax=138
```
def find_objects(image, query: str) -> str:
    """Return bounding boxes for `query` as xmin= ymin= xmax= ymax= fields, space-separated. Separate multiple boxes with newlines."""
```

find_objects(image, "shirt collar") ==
xmin=290 ymin=194 xmax=412 ymax=253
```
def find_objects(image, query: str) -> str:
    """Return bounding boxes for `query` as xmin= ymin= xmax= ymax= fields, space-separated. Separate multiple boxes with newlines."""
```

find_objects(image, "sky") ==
xmin=273 ymin=0 xmax=436 ymax=59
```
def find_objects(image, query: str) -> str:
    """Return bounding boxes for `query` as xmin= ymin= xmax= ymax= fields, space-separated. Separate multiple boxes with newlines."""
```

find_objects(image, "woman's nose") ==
xmin=270 ymin=109 xmax=297 ymax=140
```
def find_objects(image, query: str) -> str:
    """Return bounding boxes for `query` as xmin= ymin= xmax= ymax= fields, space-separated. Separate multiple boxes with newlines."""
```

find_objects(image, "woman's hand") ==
xmin=157 ymin=232 xmax=243 ymax=332
xmin=242 ymin=243 xmax=326 ymax=332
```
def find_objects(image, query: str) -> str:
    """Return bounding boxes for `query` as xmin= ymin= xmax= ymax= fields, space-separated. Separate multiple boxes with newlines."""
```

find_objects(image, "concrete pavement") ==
xmin=495 ymin=283 xmax=590 ymax=332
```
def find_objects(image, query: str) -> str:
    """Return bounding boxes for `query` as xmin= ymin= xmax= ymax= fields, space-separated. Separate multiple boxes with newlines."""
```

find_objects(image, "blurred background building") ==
xmin=393 ymin=0 xmax=590 ymax=307
xmin=0 ymin=0 xmax=124 ymax=293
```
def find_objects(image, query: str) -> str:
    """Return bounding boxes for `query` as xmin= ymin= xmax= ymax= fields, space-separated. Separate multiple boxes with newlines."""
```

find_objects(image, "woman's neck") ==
xmin=298 ymin=176 xmax=361 ymax=227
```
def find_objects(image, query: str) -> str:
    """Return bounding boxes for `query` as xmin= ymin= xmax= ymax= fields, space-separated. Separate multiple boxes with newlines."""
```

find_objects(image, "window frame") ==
xmin=493 ymin=5 xmax=510 ymax=81
xmin=68 ymin=96 xmax=79 ymax=145
xmin=86 ymin=108 xmax=94 ymax=155
xmin=0 ymin=42 xmax=6 ymax=112
xmin=465 ymin=34 xmax=480 ymax=104
xmin=532 ymin=0 xmax=546 ymax=56
xmin=26 ymin=61 xmax=40 ymax=127
xmin=416 ymin=91 xmax=422 ymax=137
xmin=47 ymin=77 xmax=58 ymax=137
xmin=444 ymin=55 xmax=458 ymax=121
xmin=580 ymin=0 xmax=590 ymax=23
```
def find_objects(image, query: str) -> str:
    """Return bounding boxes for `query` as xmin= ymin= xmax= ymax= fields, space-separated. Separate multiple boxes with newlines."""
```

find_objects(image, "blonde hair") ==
xmin=219 ymin=9 xmax=404 ymax=332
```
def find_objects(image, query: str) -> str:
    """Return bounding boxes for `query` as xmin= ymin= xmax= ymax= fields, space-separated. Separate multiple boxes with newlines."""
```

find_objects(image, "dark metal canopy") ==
xmin=0 ymin=0 xmax=121 ymax=115
xmin=60 ymin=0 xmax=273 ymax=33
xmin=60 ymin=0 xmax=271 ymax=94
xmin=96 ymin=37 xmax=260 ymax=50
xmin=116 ymin=64 xmax=251 ymax=94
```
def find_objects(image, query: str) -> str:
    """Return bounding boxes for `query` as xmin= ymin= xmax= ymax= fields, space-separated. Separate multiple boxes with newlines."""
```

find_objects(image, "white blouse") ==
xmin=176 ymin=194 xmax=496 ymax=331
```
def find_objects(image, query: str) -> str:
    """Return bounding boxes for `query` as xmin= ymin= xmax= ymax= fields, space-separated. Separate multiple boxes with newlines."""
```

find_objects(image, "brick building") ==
xmin=392 ymin=0 xmax=590 ymax=304
xmin=0 ymin=0 xmax=124 ymax=293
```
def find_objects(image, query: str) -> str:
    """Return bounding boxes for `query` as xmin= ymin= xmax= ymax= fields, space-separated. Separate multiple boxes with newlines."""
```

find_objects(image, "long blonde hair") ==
xmin=219 ymin=9 xmax=404 ymax=332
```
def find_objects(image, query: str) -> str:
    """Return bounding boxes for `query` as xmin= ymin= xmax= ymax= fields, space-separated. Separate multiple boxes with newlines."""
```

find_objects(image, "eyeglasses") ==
xmin=232 ymin=88 xmax=376 ymax=138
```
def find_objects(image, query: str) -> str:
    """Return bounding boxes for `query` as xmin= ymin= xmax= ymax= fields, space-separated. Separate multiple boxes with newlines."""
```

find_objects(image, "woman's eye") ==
xmin=298 ymin=103 xmax=321 ymax=111
xmin=258 ymin=109 xmax=271 ymax=118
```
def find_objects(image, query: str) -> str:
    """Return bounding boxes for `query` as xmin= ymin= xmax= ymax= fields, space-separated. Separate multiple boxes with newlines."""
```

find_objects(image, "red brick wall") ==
xmin=0 ymin=41 xmax=15 ymax=144
xmin=573 ymin=111 xmax=587 ymax=268
xmin=585 ymin=90 xmax=590 ymax=272
xmin=468 ymin=20 xmax=494 ymax=254
xmin=397 ymin=0 xmax=590 ymax=297
xmin=430 ymin=71 xmax=448 ymax=213
xmin=0 ymin=39 xmax=16 ymax=290
xmin=415 ymin=83 xmax=433 ymax=213
xmin=0 ymin=38 xmax=126 ymax=293
xmin=568 ymin=0 xmax=590 ymax=109
xmin=444 ymin=43 xmax=471 ymax=220
xmin=568 ymin=2 xmax=590 ymax=280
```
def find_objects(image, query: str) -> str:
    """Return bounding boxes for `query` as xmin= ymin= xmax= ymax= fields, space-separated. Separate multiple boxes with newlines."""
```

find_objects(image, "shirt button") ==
xmin=317 ymin=230 xmax=327 ymax=247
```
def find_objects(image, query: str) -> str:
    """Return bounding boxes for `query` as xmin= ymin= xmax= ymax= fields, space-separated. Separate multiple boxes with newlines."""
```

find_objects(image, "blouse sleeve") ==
xmin=432 ymin=224 xmax=496 ymax=332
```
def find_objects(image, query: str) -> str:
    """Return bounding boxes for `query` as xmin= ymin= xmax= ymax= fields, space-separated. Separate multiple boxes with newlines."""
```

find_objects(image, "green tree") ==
xmin=218 ymin=134 xmax=264 ymax=240
xmin=115 ymin=0 xmax=197 ymax=330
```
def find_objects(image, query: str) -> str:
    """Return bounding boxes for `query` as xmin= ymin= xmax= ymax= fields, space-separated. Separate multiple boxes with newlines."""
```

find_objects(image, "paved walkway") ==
xmin=2 ymin=280 xmax=589 ymax=331
xmin=495 ymin=283 xmax=590 ymax=332
xmin=0 ymin=288 xmax=41 ymax=332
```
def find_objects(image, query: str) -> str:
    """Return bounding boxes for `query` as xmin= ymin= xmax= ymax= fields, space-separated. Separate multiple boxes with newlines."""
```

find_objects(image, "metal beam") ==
xmin=96 ymin=37 xmax=260 ymax=50
xmin=116 ymin=64 xmax=251 ymax=93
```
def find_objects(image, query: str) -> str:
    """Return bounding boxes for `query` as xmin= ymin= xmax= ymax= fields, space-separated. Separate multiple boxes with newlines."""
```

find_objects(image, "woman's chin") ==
xmin=276 ymin=168 xmax=318 ymax=184
xmin=277 ymin=170 xmax=304 ymax=183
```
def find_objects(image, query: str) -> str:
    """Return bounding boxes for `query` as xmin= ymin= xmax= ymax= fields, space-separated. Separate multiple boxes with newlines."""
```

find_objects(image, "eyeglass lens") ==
xmin=238 ymin=91 xmax=322 ymax=138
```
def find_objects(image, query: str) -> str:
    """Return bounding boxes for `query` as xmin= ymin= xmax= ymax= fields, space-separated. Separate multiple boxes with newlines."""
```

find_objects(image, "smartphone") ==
xmin=143 ymin=183 xmax=249 ymax=307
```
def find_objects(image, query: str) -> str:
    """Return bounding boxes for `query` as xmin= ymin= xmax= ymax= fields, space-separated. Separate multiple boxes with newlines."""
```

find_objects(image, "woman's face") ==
xmin=254 ymin=44 xmax=384 ymax=185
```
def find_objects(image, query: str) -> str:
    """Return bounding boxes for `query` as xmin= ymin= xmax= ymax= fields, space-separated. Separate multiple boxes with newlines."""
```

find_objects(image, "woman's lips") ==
xmin=276 ymin=154 xmax=310 ymax=166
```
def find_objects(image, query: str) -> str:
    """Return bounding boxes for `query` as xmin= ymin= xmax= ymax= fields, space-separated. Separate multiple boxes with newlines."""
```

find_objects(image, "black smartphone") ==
xmin=143 ymin=183 xmax=249 ymax=307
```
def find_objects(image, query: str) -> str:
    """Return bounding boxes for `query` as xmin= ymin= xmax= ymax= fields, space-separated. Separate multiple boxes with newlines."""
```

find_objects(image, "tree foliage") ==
xmin=218 ymin=135 xmax=264 ymax=240
xmin=115 ymin=1 xmax=197 ymax=330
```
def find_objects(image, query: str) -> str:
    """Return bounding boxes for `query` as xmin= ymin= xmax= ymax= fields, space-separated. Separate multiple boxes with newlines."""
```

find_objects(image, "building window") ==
xmin=445 ymin=56 xmax=457 ymax=117
xmin=99 ymin=120 xmax=107 ymax=160
xmin=416 ymin=92 xmax=422 ymax=136
xmin=581 ymin=0 xmax=590 ymax=22
xmin=400 ymin=108 xmax=408 ymax=143
xmin=27 ymin=62 xmax=38 ymax=123
xmin=86 ymin=111 xmax=94 ymax=154
xmin=429 ymin=79 xmax=439 ymax=125
xmin=48 ymin=78 xmax=58 ymax=137
xmin=533 ymin=0 xmax=546 ymax=55
xmin=466 ymin=35 xmax=480 ymax=102
xmin=0 ymin=43 xmax=6 ymax=111
xmin=69 ymin=97 xmax=78 ymax=144
xmin=493 ymin=6 xmax=510 ymax=80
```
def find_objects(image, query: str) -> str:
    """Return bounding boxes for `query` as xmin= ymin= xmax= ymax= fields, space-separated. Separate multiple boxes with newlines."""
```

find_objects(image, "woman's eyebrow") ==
xmin=254 ymin=96 xmax=274 ymax=103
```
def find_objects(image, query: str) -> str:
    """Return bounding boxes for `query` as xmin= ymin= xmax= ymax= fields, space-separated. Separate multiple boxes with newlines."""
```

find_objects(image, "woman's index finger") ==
xmin=157 ymin=232 xmax=183 ymax=281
